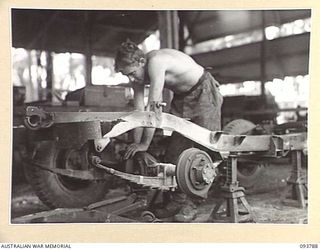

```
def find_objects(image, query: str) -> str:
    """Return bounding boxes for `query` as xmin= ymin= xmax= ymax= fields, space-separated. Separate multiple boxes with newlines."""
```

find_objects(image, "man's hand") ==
xmin=124 ymin=143 xmax=149 ymax=160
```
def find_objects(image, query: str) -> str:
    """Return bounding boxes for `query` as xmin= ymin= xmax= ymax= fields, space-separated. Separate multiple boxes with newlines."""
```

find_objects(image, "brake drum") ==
xmin=176 ymin=148 xmax=217 ymax=198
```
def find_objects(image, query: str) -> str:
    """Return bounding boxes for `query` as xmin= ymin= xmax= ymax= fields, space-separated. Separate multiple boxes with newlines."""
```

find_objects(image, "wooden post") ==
xmin=171 ymin=11 xmax=179 ymax=50
xmin=84 ymin=11 xmax=93 ymax=86
xmin=46 ymin=51 xmax=53 ymax=102
xmin=178 ymin=12 xmax=186 ymax=51
xmin=26 ymin=51 xmax=37 ymax=102
xmin=260 ymin=10 xmax=266 ymax=98
xmin=157 ymin=11 xmax=180 ymax=112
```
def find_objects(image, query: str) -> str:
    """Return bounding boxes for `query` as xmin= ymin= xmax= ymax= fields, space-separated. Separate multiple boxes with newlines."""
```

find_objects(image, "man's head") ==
xmin=115 ymin=40 xmax=146 ymax=84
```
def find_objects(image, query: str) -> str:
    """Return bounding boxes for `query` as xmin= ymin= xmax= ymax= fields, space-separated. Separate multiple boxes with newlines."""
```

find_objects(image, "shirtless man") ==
xmin=114 ymin=40 xmax=223 ymax=222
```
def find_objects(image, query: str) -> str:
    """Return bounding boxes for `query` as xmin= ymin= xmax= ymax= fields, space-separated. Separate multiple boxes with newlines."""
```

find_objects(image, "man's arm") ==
xmin=132 ymin=83 xmax=145 ymax=143
xmin=124 ymin=57 xmax=166 ymax=159
xmin=139 ymin=57 xmax=166 ymax=147
xmin=147 ymin=57 xmax=166 ymax=104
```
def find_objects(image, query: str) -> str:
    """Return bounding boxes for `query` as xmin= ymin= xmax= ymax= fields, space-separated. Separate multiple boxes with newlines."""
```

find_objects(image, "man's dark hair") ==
xmin=114 ymin=39 xmax=145 ymax=72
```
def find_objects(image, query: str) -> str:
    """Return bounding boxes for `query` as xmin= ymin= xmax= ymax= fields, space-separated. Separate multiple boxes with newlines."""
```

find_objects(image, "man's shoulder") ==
xmin=146 ymin=51 xmax=163 ymax=67
xmin=147 ymin=49 xmax=176 ymax=64
xmin=147 ymin=49 xmax=162 ymax=58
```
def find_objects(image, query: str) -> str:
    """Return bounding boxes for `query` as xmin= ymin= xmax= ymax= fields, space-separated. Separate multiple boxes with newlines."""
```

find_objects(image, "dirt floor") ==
xmin=10 ymin=160 xmax=308 ymax=224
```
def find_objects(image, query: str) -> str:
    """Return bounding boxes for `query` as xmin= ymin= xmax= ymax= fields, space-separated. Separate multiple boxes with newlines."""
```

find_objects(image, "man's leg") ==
xmin=166 ymin=73 xmax=223 ymax=222
xmin=164 ymin=132 xmax=194 ymax=164
xmin=153 ymin=132 xmax=197 ymax=222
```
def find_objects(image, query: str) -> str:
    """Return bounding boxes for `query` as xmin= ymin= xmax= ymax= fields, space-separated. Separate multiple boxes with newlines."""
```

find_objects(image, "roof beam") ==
xmin=192 ymin=33 xmax=310 ymax=83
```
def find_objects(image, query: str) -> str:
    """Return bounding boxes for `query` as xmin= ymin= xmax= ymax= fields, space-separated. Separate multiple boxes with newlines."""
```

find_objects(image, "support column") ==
xmin=26 ymin=50 xmax=38 ymax=102
xmin=84 ymin=11 xmax=93 ymax=86
xmin=260 ymin=10 xmax=266 ymax=98
xmin=157 ymin=11 xmax=180 ymax=112
xmin=46 ymin=51 xmax=53 ymax=102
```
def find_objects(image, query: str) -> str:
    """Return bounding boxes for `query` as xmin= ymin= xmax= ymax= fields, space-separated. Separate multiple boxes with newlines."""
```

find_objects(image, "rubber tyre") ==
xmin=223 ymin=119 xmax=266 ymax=188
xmin=223 ymin=119 xmax=256 ymax=135
xmin=24 ymin=141 xmax=109 ymax=208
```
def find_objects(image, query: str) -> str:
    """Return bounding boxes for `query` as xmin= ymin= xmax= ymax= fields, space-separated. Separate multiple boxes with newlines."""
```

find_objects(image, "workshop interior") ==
xmin=11 ymin=9 xmax=309 ymax=223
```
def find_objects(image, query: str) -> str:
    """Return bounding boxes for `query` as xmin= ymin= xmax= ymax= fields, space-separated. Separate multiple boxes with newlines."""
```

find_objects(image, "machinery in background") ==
xmin=222 ymin=95 xmax=279 ymax=126
xmin=221 ymin=94 xmax=307 ymax=188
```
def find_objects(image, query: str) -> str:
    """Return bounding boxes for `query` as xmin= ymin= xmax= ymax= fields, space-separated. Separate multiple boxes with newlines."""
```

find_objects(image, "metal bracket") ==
xmin=24 ymin=106 xmax=54 ymax=130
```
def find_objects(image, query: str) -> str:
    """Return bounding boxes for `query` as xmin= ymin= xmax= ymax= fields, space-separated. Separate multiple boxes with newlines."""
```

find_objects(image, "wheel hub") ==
xmin=65 ymin=149 xmax=88 ymax=171
xmin=56 ymin=147 xmax=91 ymax=191
xmin=201 ymin=163 xmax=216 ymax=184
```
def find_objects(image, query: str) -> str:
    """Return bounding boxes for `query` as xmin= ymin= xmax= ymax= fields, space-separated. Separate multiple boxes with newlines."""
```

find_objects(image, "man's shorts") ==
xmin=170 ymin=71 xmax=223 ymax=131
xmin=165 ymin=71 xmax=223 ymax=164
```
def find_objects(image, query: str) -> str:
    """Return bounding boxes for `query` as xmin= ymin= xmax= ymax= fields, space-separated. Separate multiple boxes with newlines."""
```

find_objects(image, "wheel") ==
xmin=236 ymin=159 xmax=266 ymax=188
xmin=223 ymin=119 xmax=256 ymax=135
xmin=140 ymin=211 xmax=156 ymax=222
xmin=223 ymin=119 xmax=266 ymax=188
xmin=24 ymin=141 xmax=109 ymax=208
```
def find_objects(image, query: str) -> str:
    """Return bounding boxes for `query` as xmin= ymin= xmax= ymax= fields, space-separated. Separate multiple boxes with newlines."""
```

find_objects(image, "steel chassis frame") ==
xmin=19 ymin=103 xmax=308 ymax=223
xmin=25 ymin=105 xmax=307 ymax=156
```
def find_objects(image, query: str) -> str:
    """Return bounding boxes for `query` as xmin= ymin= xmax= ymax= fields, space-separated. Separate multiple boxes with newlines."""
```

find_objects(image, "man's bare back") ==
xmin=146 ymin=49 xmax=204 ymax=94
